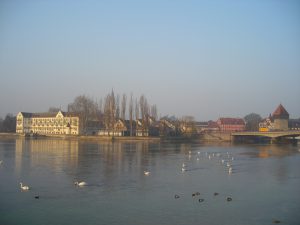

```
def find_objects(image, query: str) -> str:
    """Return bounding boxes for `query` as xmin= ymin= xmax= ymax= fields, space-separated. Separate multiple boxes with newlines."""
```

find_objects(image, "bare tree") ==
xmin=150 ymin=104 xmax=157 ymax=121
xmin=135 ymin=98 xmax=139 ymax=121
xmin=129 ymin=93 xmax=134 ymax=136
xmin=180 ymin=116 xmax=197 ymax=137
xmin=103 ymin=94 xmax=111 ymax=129
xmin=99 ymin=98 xmax=103 ymax=114
xmin=110 ymin=90 xmax=116 ymax=135
xmin=139 ymin=95 xmax=150 ymax=135
xmin=68 ymin=95 xmax=98 ymax=131
xmin=121 ymin=93 xmax=127 ymax=120
xmin=0 ymin=114 xmax=16 ymax=132
xmin=102 ymin=90 xmax=117 ymax=135
xmin=48 ymin=107 xmax=60 ymax=113
xmin=116 ymin=94 xmax=120 ymax=120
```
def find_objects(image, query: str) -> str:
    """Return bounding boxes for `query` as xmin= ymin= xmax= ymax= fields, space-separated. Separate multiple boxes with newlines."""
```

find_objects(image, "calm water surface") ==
xmin=0 ymin=138 xmax=300 ymax=225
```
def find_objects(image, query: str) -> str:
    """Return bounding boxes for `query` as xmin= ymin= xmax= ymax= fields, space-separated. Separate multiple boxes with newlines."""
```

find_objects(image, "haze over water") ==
xmin=0 ymin=138 xmax=299 ymax=225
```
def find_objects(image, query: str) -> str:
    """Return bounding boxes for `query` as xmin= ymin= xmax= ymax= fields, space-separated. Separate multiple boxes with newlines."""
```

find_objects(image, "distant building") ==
xmin=289 ymin=119 xmax=300 ymax=130
xmin=207 ymin=120 xmax=220 ymax=131
xmin=16 ymin=111 xmax=81 ymax=135
xmin=217 ymin=118 xmax=245 ymax=132
xmin=259 ymin=104 xmax=289 ymax=132
xmin=195 ymin=122 xmax=209 ymax=133
xmin=195 ymin=121 xmax=220 ymax=133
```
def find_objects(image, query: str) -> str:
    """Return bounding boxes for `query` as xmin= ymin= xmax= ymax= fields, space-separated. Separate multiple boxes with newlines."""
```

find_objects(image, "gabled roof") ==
xmin=272 ymin=104 xmax=289 ymax=118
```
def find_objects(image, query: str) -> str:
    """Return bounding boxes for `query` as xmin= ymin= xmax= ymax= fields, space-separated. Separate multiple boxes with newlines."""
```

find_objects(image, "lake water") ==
xmin=0 ymin=138 xmax=299 ymax=225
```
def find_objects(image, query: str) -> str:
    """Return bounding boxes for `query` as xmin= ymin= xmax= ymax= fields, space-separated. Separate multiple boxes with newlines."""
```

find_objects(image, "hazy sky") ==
xmin=0 ymin=0 xmax=299 ymax=120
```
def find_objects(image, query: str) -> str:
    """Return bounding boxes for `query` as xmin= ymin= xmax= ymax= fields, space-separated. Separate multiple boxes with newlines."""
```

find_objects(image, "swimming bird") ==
xmin=144 ymin=171 xmax=150 ymax=176
xmin=20 ymin=182 xmax=30 ymax=190
xmin=227 ymin=197 xmax=232 ymax=202
xmin=74 ymin=181 xmax=87 ymax=186
xmin=228 ymin=167 xmax=232 ymax=174
xmin=174 ymin=194 xmax=180 ymax=199
xmin=181 ymin=167 xmax=187 ymax=172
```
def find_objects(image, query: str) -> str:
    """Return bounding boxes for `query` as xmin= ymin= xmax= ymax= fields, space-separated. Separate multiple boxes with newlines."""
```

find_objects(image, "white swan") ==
xmin=74 ymin=181 xmax=87 ymax=186
xmin=20 ymin=182 xmax=30 ymax=190
xmin=144 ymin=171 xmax=150 ymax=176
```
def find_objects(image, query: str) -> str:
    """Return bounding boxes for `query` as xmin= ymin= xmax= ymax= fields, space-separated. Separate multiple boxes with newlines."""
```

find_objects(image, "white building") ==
xmin=16 ymin=111 xmax=82 ymax=135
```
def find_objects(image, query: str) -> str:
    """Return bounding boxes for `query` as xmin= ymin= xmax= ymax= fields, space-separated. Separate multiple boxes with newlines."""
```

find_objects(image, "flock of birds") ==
xmin=141 ymin=150 xmax=237 ymax=204
xmin=181 ymin=150 xmax=236 ymax=175
xmin=4 ymin=149 xmax=235 ymax=204
xmin=1 ymin=149 xmax=286 ymax=224
xmin=176 ymin=150 xmax=236 ymax=203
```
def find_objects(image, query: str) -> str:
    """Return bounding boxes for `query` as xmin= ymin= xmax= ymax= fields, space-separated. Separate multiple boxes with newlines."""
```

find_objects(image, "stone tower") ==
xmin=272 ymin=104 xmax=289 ymax=131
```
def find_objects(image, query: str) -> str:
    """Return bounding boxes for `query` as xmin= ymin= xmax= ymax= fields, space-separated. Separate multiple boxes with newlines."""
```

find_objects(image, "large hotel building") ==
xmin=16 ymin=111 xmax=81 ymax=135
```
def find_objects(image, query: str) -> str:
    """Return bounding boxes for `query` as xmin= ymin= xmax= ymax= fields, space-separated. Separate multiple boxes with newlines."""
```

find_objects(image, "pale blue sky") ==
xmin=0 ymin=0 xmax=299 ymax=120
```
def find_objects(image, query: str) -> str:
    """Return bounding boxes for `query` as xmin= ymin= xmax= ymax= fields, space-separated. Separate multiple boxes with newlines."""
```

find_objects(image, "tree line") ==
xmin=2 ymin=90 xmax=297 ymax=134
xmin=0 ymin=114 xmax=16 ymax=132
xmin=66 ymin=90 xmax=158 ymax=135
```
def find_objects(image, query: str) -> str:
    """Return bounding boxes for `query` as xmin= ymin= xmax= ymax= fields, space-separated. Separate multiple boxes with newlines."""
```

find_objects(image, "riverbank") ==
xmin=0 ymin=132 xmax=256 ymax=143
xmin=0 ymin=133 xmax=169 ymax=142
xmin=0 ymin=133 xmax=210 ymax=143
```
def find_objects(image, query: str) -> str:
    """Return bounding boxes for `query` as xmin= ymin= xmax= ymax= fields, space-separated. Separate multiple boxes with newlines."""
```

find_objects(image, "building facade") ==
xmin=217 ymin=118 xmax=245 ymax=132
xmin=16 ymin=111 xmax=81 ymax=135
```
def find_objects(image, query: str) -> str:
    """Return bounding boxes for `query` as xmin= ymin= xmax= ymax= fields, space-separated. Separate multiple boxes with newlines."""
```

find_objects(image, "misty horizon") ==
xmin=1 ymin=1 xmax=299 ymax=120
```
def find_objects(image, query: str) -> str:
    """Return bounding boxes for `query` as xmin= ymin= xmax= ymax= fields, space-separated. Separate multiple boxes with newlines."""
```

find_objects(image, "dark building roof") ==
xmin=20 ymin=111 xmax=80 ymax=118
xmin=218 ymin=118 xmax=245 ymax=125
xmin=272 ymin=104 xmax=289 ymax=119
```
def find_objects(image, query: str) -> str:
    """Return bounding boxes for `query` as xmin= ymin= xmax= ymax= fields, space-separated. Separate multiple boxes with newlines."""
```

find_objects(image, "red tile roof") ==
xmin=272 ymin=104 xmax=289 ymax=117
xmin=218 ymin=118 xmax=245 ymax=125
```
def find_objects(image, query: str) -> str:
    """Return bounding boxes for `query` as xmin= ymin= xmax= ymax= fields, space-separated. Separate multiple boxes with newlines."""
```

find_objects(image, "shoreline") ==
xmin=0 ymin=133 xmax=193 ymax=143
xmin=1 ymin=132 xmax=298 ymax=144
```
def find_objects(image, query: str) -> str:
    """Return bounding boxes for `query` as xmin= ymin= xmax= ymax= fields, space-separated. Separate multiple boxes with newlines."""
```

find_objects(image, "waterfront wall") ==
xmin=201 ymin=132 xmax=232 ymax=142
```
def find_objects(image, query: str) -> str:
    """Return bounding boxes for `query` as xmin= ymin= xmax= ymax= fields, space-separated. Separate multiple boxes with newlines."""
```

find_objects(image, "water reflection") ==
xmin=1 ymin=139 xmax=300 ymax=225
xmin=15 ymin=138 xmax=79 ymax=176
xmin=13 ymin=138 xmax=196 ymax=188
